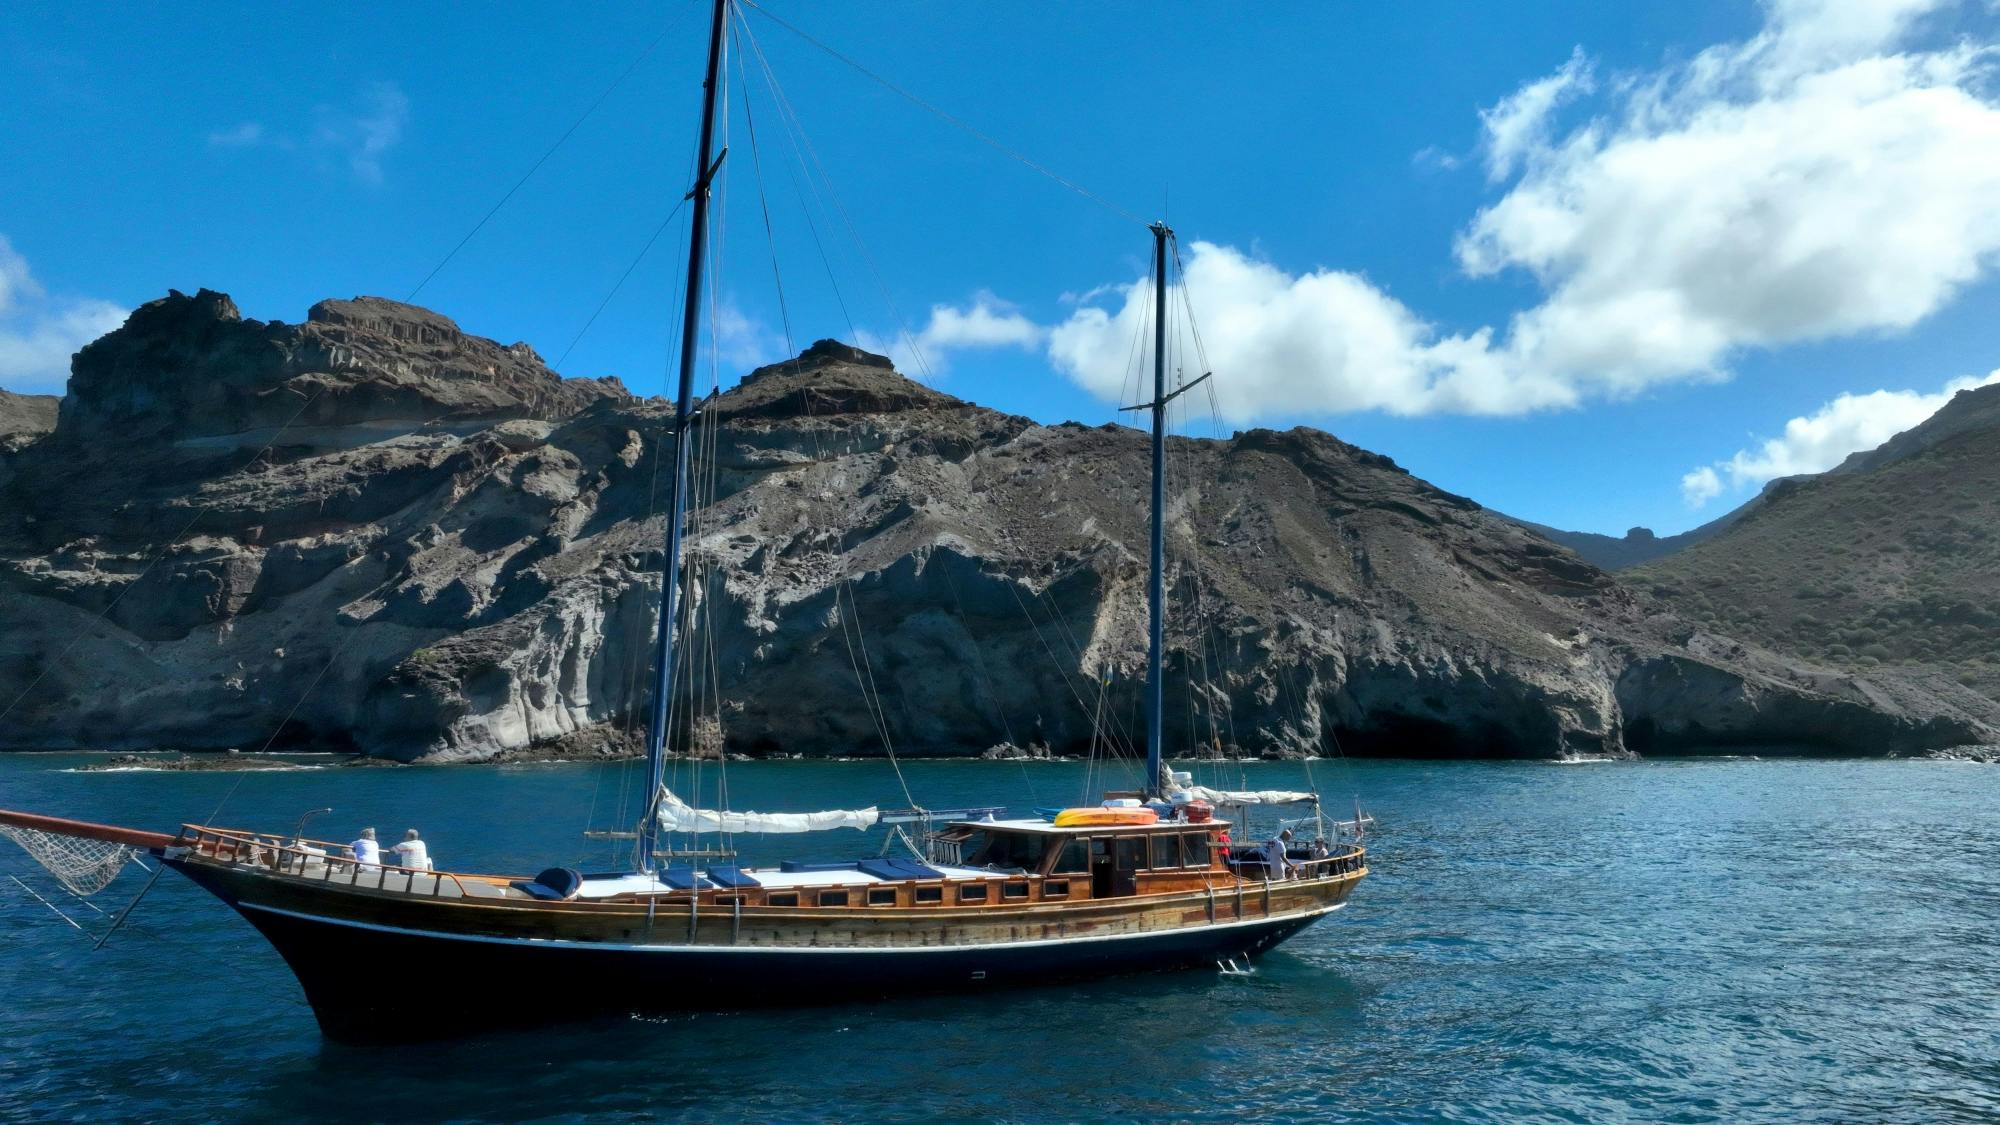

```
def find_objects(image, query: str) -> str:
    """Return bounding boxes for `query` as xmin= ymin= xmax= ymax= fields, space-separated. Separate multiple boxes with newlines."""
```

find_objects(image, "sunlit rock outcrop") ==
xmin=0 ymin=291 xmax=1989 ymax=760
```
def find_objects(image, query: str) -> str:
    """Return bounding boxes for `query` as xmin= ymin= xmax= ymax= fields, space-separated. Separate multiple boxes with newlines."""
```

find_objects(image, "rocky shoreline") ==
xmin=3 ymin=290 xmax=1992 ymax=763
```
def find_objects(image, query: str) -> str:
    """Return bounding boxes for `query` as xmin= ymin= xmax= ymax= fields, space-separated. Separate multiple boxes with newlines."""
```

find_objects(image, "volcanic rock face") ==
xmin=0 ymin=291 xmax=1990 ymax=761
xmin=0 ymin=389 xmax=57 ymax=453
xmin=55 ymin=289 xmax=627 ymax=449
xmin=1629 ymin=381 xmax=2000 ymax=724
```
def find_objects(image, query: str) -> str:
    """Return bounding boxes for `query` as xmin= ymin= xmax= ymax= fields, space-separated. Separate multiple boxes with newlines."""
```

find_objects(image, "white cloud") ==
xmin=318 ymin=82 xmax=409 ymax=186
xmin=1411 ymin=145 xmax=1463 ymax=173
xmin=917 ymin=292 xmax=1043 ymax=351
xmin=1042 ymin=1 xmax=2000 ymax=423
xmin=1683 ymin=367 xmax=2000 ymax=505
xmin=1457 ymin=1 xmax=2000 ymax=400
xmin=861 ymin=292 xmax=1043 ymax=376
xmin=1048 ymin=240 xmax=1534 ymax=419
xmin=1681 ymin=465 xmax=1724 ymax=507
xmin=206 ymin=122 xmax=264 ymax=148
xmin=1479 ymin=47 xmax=1593 ymax=181
xmin=209 ymin=84 xmax=409 ymax=184
xmin=0 ymin=235 xmax=126 ymax=395
xmin=1759 ymin=0 xmax=1950 ymax=79
xmin=712 ymin=300 xmax=785 ymax=371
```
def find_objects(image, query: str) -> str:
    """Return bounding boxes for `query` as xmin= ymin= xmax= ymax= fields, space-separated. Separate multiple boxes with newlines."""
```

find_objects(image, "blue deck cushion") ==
xmin=659 ymin=866 xmax=711 ymax=891
xmin=512 ymin=866 xmax=582 ymax=900
xmin=779 ymin=859 xmax=862 ymax=874
xmin=859 ymin=857 xmax=944 ymax=881
xmin=705 ymin=865 xmax=761 ymax=888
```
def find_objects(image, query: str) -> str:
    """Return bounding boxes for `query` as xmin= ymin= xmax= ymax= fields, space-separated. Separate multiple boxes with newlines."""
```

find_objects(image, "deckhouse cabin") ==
xmin=935 ymin=818 xmax=1228 ymax=899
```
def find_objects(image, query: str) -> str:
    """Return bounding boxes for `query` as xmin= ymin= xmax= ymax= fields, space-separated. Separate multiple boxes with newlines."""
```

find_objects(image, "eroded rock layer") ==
xmin=0 ymin=294 xmax=1990 ymax=761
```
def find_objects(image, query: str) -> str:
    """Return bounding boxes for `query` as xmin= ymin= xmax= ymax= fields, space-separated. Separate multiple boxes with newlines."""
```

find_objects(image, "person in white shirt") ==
xmin=1262 ymin=828 xmax=1294 ymax=880
xmin=391 ymin=828 xmax=431 ymax=871
xmin=349 ymin=827 xmax=380 ymax=869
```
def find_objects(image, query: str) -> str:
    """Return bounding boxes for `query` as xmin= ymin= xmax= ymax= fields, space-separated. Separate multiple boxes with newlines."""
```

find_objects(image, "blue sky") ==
xmin=5 ymin=0 xmax=1999 ymax=536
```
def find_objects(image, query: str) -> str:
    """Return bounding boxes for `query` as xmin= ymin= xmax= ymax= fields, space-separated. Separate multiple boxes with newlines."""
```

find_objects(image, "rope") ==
xmin=552 ymin=196 xmax=690 ymax=370
xmin=4 ymin=7 xmax=698 ymax=777
xmin=0 ymin=826 xmax=131 ymax=897
xmin=735 ymin=17 xmax=795 ymax=350
xmin=404 ymin=6 xmax=691 ymax=303
xmin=739 ymin=0 xmax=1143 ymax=226
xmin=736 ymin=9 xmax=938 ymax=382
xmin=729 ymin=23 xmax=926 ymax=811
xmin=741 ymin=26 xmax=859 ymax=342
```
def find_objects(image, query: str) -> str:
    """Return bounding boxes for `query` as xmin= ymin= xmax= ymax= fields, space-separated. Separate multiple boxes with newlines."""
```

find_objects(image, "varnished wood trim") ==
xmin=0 ymin=807 xmax=176 ymax=850
xmin=238 ymin=899 xmax=1349 ymax=953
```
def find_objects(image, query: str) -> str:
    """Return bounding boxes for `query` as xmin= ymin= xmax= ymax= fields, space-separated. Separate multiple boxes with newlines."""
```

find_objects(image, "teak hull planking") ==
xmin=169 ymin=855 xmax=1360 ymax=1040
xmin=189 ymin=864 xmax=1346 ymax=1040
xmin=1 ymin=809 xmax=1364 ymax=1041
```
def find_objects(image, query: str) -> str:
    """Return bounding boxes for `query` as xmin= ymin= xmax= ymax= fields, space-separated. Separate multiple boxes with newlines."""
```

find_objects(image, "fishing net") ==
xmin=0 ymin=825 xmax=133 ymax=897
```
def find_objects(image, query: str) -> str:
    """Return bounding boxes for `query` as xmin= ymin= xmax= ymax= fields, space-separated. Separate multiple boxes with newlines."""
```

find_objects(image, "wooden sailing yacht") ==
xmin=0 ymin=0 xmax=1365 ymax=1041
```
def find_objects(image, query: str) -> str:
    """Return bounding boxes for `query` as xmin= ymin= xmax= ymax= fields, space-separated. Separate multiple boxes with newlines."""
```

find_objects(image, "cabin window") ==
xmin=1150 ymin=833 xmax=1182 ymax=869
xmin=1052 ymin=839 xmax=1090 ymax=874
xmin=768 ymin=892 xmax=799 ymax=907
xmin=1183 ymin=833 xmax=1210 ymax=866
xmin=915 ymin=885 xmax=943 ymax=904
xmin=1003 ymin=881 xmax=1030 ymax=900
xmin=715 ymin=895 xmax=745 ymax=907
xmin=965 ymin=830 xmax=1050 ymax=872
xmin=818 ymin=889 xmax=849 ymax=907
xmin=1043 ymin=879 xmax=1070 ymax=897
xmin=958 ymin=883 xmax=989 ymax=903
xmin=867 ymin=887 xmax=898 ymax=906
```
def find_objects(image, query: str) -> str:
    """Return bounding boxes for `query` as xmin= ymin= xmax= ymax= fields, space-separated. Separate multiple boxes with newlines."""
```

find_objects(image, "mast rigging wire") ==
xmin=404 ymin=5 xmax=694 ymax=304
xmin=739 ymin=0 xmax=1143 ymax=227
xmin=553 ymin=196 xmax=691 ymax=371
xmin=734 ymin=9 xmax=938 ymax=383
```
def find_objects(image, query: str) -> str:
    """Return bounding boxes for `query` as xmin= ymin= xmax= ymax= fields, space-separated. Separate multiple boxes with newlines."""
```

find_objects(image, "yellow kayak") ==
xmin=1051 ymin=807 xmax=1160 ymax=828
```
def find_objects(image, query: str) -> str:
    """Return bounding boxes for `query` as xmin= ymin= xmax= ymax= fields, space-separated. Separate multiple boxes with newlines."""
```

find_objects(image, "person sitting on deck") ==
xmin=391 ymin=829 xmax=431 ymax=871
xmin=1312 ymin=838 xmax=1330 ymax=861
xmin=349 ymin=827 xmax=380 ymax=869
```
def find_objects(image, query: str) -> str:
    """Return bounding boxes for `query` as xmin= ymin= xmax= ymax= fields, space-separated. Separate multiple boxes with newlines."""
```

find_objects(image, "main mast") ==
xmin=1144 ymin=221 xmax=1170 ymax=798
xmin=639 ymin=0 xmax=729 ymax=873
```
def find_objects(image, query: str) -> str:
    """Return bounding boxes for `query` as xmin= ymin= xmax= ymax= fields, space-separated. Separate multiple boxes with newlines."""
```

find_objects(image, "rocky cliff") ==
xmin=1506 ymin=512 xmax=1740 ymax=571
xmin=1630 ymin=383 xmax=2000 ymax=718
xmin=0 ymin=389 xmax=58 ymax=454
xmin=0 ymin=291 xmax=1990 ymax=761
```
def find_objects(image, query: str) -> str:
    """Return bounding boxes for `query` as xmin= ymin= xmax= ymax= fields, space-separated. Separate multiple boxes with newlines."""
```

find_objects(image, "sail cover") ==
xmin=655 ymin=787 xmax=879 ymax=834
xmin=1172 ymin=785 xmax=1318 ymax=807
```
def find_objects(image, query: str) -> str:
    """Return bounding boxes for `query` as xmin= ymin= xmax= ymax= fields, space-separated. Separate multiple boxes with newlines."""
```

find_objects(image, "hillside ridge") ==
xmin=0 ymin=289 xmax=1988 ymax=761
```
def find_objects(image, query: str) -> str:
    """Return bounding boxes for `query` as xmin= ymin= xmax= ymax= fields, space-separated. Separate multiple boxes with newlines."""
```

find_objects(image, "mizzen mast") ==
xmin=640 ymin=0 xmax=730 ymax=873
xmin=1144 ymin=221 xmax=1170 ymax=798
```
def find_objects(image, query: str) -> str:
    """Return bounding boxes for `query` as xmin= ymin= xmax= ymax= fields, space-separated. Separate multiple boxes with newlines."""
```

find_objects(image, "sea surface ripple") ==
xmin=1 ymin=754 xmax=1995 ymax=1123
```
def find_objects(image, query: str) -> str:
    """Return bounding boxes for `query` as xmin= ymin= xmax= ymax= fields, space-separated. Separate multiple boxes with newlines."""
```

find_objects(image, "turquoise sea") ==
xmin=1 ymin=753 xmax=1995 ymax=1123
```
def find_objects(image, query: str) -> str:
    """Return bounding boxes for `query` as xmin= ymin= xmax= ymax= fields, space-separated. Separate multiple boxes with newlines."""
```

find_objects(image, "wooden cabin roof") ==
xmin=946 ymin=817 xmax=1229 ymax=836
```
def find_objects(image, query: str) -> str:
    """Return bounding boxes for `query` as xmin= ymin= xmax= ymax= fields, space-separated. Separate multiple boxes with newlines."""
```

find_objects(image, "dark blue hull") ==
xmin=225 ymin=894 xmax=1329 ymax=1042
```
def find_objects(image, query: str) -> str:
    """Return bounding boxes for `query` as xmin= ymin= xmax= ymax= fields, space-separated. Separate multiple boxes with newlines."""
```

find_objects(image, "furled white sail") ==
xmin=1172 ymin=786 xmax=1318 ymax=807
xmin=655 ymin=787 xmax=879 ymax=834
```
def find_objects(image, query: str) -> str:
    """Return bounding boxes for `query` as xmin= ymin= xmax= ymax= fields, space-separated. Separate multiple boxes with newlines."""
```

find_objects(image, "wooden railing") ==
xmin=175 ymin=825 xmax=474 ymax=899
xmin=1226 ymin=843 xmax=1367 ymax=882
xmin=1296 ymin=845 xmax=1368 ymax=878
